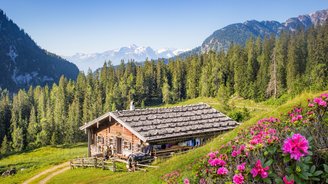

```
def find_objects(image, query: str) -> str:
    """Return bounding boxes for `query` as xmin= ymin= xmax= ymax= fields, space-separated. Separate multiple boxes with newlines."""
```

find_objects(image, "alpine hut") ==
xmin=79 ymin=103 xmax=239 ymax=159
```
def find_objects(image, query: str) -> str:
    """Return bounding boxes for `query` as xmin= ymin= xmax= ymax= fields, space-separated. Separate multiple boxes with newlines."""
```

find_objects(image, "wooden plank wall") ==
xmin=93 ymin=119 xmax=142 ymax=156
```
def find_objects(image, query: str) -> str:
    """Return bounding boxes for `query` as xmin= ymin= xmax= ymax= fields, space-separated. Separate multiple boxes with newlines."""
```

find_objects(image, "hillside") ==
xmin=27 ymin=90 xmax=325 ymax=184
xmin=0 ymin=10 xmax=79 ymax=92
xmin=0 ymin=144 xmax=86 ymax=184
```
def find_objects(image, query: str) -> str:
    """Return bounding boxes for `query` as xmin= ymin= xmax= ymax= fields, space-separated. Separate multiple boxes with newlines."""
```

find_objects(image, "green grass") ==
xmin=0 ymin=143 xmax=87 ymax=184
xmin=47 ymin=90 xmax=327 ymax=184
xmin=2 ymin=91 xmax=325 ymax=184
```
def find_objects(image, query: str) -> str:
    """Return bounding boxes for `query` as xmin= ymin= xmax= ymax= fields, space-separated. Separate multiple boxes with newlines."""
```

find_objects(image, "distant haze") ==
xmin=64 ymin=45 xmax=189 ymax=72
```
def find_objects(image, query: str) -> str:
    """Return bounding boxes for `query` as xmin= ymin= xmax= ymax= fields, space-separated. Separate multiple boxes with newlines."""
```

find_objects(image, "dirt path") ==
xmin=39 ymin=166 xmax=70 ymax=184
xmin=23 ymin=162 xmax=70 ymax=184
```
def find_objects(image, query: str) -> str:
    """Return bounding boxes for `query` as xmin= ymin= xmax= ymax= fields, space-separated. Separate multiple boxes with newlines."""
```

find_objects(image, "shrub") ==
xmin=170 ymin=93 xmax=328 ymax=184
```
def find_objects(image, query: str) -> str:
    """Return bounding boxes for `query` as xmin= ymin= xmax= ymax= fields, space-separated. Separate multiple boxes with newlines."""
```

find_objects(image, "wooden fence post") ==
xmin=94 ymin=157 xmax=97 ymax=168
xmin=81 ymin=158 xmax=84 ymax=168
xmin=112 ymin=159 xmax=116 ymax=172
xmin=102 ymin=159 xmax=105 ymax=170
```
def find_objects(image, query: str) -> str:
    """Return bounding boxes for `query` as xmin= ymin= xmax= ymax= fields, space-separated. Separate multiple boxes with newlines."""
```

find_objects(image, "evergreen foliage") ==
xmin=0 ymin=23 xmax=327 ymax=153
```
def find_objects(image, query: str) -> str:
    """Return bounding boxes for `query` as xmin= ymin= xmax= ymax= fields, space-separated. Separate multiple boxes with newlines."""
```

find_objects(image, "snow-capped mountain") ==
xmin=65 ymin=45 xmax=189 ymax=72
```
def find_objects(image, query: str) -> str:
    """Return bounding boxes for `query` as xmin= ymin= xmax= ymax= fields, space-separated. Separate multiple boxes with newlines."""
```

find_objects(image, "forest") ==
xmin=0 ymin=23 xmax=327 ymax=156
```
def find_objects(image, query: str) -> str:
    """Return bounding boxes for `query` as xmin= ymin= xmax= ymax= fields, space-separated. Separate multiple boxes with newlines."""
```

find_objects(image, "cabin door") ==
xmin=116 ymin=137 xmax=122 ymax=154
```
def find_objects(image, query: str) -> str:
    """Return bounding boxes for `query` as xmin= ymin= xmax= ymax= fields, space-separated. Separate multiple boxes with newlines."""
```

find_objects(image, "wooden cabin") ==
xmin=79 ymin=103 xmax=239 ymax=158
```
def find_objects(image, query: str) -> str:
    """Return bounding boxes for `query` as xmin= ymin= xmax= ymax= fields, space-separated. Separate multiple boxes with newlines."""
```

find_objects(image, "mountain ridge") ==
xmin=177 ymin=8 xmax=328 ymax=56
xmin=0 ymin=9 xmax=79 ymax=92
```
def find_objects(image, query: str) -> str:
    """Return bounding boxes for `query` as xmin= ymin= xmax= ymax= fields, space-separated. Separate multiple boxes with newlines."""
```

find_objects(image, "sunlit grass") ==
xmin=0 ymin=143 xmax=87 ymax=184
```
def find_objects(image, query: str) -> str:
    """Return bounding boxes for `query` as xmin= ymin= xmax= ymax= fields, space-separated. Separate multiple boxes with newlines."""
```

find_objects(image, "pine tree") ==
xmin=36 ymin=118 xmax=50 ymax=146
xmin=256 ymin=36 xmax=274 ymax=100
xmin=27 ymin=106 xmax=39 ymax=148
xmin=245 ymin=38 xmax=259 ymax=98
xmin=232 ymin=46 xmax=248 ymax=98
xmin=199 ymin=62 xmax=210 ymax=97
xmin=162 ymin=76 xmax=172 ymax=104
xmin=186 ymin=57 xmax=200 ymax=99
xmin=1 ymin=135 xmax=10 ymax=155
xmin=11 ymin=125 xmax=24 ymax=152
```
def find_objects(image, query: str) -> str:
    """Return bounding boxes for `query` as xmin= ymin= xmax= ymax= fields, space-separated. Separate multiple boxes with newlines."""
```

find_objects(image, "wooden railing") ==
xmin=70 ymin=157 xmax=121 ymax=171
xmin=70 ymin=156 xmax=160 ymax=172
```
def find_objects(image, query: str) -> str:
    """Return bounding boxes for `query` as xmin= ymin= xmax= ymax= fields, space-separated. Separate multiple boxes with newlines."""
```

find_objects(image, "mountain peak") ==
xmin=65 ymin=46 xmax=190 ymax=72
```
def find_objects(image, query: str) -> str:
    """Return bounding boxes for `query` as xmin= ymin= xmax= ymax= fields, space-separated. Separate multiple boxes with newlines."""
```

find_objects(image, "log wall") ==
xmin=90 ymin=118 xmax=142 ymax=157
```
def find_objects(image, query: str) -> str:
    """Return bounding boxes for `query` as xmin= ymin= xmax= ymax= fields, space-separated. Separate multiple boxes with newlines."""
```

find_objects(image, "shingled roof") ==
xmin=80 ymin=103 xmax=239 ymax=142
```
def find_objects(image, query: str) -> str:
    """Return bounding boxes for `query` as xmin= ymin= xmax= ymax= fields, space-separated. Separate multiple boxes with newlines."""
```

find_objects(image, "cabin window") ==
xmin=108 ymin=138 xmax=114 ymax=145
xmin=123 ymin=140 xmax=131 ymax=150
xmin=97 ymin=136 xmax=104 ymax=144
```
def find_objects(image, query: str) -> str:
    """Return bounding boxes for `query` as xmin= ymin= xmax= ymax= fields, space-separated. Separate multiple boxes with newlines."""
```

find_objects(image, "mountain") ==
xmin=64 ymin=45 xmax=189 ymax=72
xmin=178 ymin=9 xmax=328 ymax=56
xmin=0 ymin=10 xmax=79 ymax=92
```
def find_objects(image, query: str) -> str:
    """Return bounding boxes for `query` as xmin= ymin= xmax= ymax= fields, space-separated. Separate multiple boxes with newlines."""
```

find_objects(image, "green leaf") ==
xmin=313 ymin=170 xmax=323 ymax=176
xmin=274 ymin=177 xmax=283 ymax=184
xmin=304 ymin=156 xmax=311 ymax=163
xmin=294 ymin=175 xmax=302 ymax=184
xmin=310 ymin=165 xmax=316 ymax=173
xmin=263 ymin=178 xmax=272 ymax=184
xmin=298 ymin=172 xmax=309 ymax=180
xmin=311 ymin=177 xmax=320 ymax=181
xmin=286 ymin=166 xmax=293 ymax=173
xmin=264 ymin=159 xmax=273 ymax=167
xmin=284 ymin=156 xmax=291 ymax=163
xmin=324 ymin=164 xmax=328 ymax=173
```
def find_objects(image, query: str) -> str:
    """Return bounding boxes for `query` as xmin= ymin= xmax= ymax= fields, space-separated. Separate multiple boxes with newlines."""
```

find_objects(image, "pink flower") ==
xmin=209 ymin=158 xmax=226 ymax=167
xmin=239 ymin=144 xmax=246 ymax=151
xmin=291 ymin=115 xmax=303 ymax=123
xmin=199 ymin=178 xmax=206 ymax=184
xmin=308 ymin=103 xmax=314 ymax=107
xmin=233 ymin=173 xmax=244 ymax=184
xmin=283 ymin=176 xmax=294 ymax=184
xmin=231 ymin=150 xmax=239 ymax=157
xmin=208 ymin=151 xmax=217 ymax=159
xmin=250 ymin=160 xmax=269 ymax=178
xmin=319 ymin=100 xmax=327 ymax=107
xmin=282 ymin=134 xmax=309 ymax=160
xmin=321 ymin=93 xmax=328 ymax=99
xmin=183 ymin=178 xmax=190 ymax=184
xmin=313 ymin=97 xmax=327 ymax=107
xmin=217 ymin=167 xmax=228 ymax=175
xmin=237 ymin=162 xmax=246 ymax=172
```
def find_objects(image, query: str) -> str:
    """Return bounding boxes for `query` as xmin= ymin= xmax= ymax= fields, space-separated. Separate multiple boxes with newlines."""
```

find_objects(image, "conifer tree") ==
xmin=162 ymin=76 xmax=172 ymax=104
xmin=27 ymin=106 xmax=39 ymax=147
xmin=1 ymin=135 xmax=10 ymax=155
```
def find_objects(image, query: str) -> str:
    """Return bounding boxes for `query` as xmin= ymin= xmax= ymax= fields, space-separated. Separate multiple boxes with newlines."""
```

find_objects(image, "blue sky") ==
xmin=0 ymin=0 xmax=327 ymax=55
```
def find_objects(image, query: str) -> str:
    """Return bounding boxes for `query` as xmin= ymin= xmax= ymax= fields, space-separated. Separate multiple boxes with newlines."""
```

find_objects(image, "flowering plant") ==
xmin=163 ymin=93 xmax=328 ymax=183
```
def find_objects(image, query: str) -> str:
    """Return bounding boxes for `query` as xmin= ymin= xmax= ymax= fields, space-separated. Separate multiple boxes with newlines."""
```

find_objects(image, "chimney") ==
xmin=130 ymin=100 xmax=135 ymax=110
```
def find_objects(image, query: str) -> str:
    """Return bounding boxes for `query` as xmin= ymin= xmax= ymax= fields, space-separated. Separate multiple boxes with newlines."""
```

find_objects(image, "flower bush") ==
xmin=171 ymin=93 xmax=328 ymax=184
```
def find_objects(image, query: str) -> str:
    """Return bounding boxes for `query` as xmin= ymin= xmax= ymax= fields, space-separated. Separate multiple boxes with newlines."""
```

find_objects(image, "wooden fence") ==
xmin=70 ymin=157 xmax=121 ymax=171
